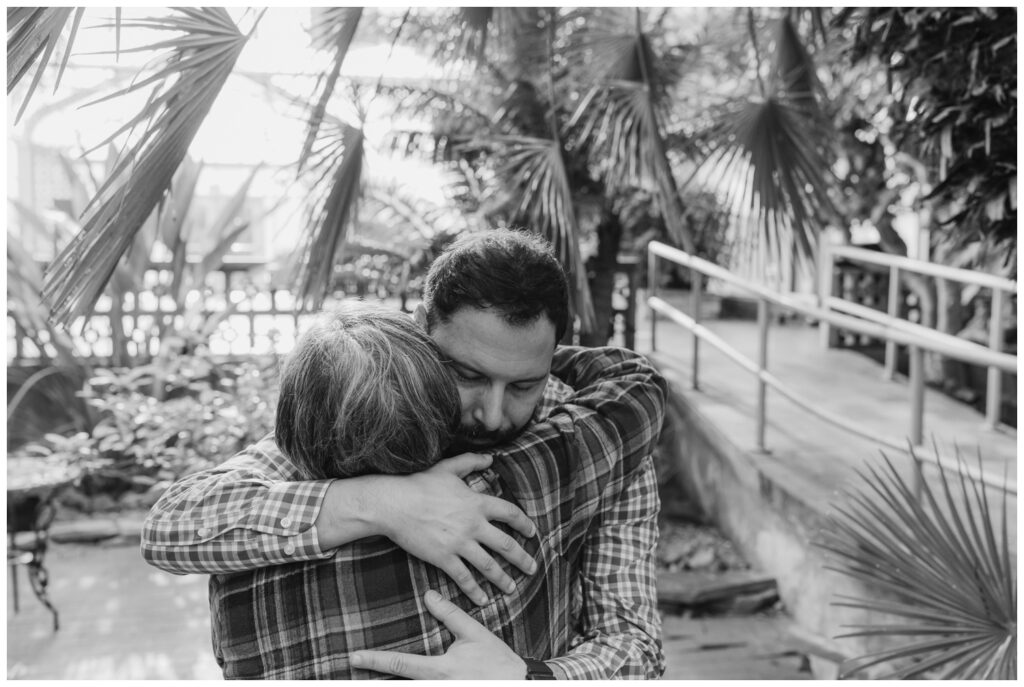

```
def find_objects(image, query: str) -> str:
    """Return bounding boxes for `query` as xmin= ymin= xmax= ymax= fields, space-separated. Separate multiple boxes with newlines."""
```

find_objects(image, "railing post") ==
xmin=818 ymin=239 xmax=832 ymax=350
xmin=985 ymin=287 xmax=1006 ymax=430
xmin=691 ymin=265 xmax=701 ymax=390
xmin=884 ymin=264 xmax=900 ymax=380
xmin=908 ymin=344 xmax=924 ymax=447
xmin=756 ymin=298 xmax=770 ymax=452
xmin=648 ymin=248 xmax=658 ymax=353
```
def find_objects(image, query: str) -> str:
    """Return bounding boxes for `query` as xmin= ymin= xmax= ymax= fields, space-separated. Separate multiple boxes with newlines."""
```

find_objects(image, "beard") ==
xmin=446 ymin=422 xmax=520 ymax=455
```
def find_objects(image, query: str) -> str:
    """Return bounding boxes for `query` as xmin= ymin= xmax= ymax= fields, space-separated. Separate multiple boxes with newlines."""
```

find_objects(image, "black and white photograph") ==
xmin=6 ymin=5 xmax=1016 ymax=680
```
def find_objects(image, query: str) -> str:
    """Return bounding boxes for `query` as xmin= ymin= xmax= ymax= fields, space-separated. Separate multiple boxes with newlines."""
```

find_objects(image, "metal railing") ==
xmin=646 ymin=240 xmax=1017 ymax=496
xmin=820 ymin=243 xmax=1017 ymax=430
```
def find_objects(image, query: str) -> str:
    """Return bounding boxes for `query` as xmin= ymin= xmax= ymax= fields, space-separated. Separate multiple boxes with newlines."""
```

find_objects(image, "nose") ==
xmin=472 ymin=384 xmax=504 ymax=432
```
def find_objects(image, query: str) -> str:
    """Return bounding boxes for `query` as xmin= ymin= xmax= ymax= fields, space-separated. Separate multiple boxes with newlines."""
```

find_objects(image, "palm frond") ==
xmin=6 ymin=227 xmax=81 ymax=366
xmin=693 ymin=95 xmax=836 ymax=272
xmin=820 ymin=449 xmax=1015 ymax=679
xmin=300 ymin=7 xmax=362 ymax=170
xmin=42 ymin=8 xmax=254 ymax=328
xmin=293 ymin=121 xmax=366 ymax=310
xmin=451 ymin=7 xmax=548 ymax=76
xmin=7 ymin=7 xmax=85 ymax=123
xmin=565 ymin=10 xmax=695 ymax=252
xmin=573 ymin=82 xmax=695 ymax=252
xmin=484 ymin=135 xmax=595 ymax=333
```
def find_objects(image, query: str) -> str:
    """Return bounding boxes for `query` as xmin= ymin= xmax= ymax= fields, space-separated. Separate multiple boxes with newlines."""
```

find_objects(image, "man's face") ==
xmin=421 ymin=306 xmax=556 ymax=454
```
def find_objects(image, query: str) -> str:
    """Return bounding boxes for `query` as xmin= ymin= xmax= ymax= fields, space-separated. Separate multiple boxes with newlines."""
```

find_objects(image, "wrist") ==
xmin=315 ymin=476 xmax=387 ymax=549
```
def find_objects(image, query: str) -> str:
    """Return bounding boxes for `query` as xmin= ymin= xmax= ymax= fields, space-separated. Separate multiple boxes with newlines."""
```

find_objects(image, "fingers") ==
xmin=461 ymin=542 xmax=517 ymax=595
xmin=351 ymin=649 xmax=436 ymax=679
xmin=434 ymin=452 xmax=492 ymax=477
xmin=482 ymin=495 xmax=537 ymax=539
xmin=478 ymin=524 xmax=537 ymax=577
xmin=422 ymin=589 xmax=485 ymax=639
xmin=440 ymin=556 xmax=489 ymax=606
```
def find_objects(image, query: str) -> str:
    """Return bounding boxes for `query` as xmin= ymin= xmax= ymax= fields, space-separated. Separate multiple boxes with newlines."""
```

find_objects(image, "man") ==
xmin=143 ymin=229 xmax=666 ymax=678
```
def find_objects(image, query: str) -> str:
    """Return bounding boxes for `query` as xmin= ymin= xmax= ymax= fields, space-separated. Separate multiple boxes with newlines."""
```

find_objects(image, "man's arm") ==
xmin=141 ymin=435 xmax=335 ymax=574
xmin=548 ymin=456 xmax=664 ymax=679
xmin=142 ymin=437 xmax=537 ymax=602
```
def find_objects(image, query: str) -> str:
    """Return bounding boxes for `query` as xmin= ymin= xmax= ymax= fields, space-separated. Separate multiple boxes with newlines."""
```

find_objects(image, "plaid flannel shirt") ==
xmin=143 ymin=346 xmax=666 ymax=679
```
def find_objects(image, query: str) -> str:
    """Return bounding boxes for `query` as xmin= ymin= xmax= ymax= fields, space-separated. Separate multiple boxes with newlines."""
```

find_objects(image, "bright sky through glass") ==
xmin=19 ymin=7 xmax=447 ymax=201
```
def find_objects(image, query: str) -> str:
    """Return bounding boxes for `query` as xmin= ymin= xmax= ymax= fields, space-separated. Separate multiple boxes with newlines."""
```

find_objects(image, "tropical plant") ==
xmin=14 ymin=348 xmax=280 ymax=496
xmin=9 ymin=7 xmax=706 ymax=345
xmin=820 ymin=448 xmax=1016 ymax=679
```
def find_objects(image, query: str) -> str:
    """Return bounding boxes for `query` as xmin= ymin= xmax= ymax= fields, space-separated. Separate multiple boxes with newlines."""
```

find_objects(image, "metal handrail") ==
xmin=830 ymin=244 xmax=1018 ymax=292
xmin=822 ymin=243 xmax=1016 ymax=429
xmin=646 ymin=241 xmax=1016 ymax=496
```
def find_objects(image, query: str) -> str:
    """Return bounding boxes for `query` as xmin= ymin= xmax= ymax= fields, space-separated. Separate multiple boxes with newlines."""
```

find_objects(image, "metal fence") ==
xmin=646 ymin=240 xmax=1017 ymax=496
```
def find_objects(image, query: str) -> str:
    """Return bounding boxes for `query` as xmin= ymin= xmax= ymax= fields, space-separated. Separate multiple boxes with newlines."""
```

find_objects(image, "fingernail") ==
xmin=529 ymin=561 xmax=538 ymax=574
xmin=351 ymin=654 xmax=364 ymax=667
xmin=505 ymin=581 xmax=516 ymax=594
xmin=424 ymin=589 xmax=439 ymax=602
xmin=476 ymin=593 xmax=489 ymax=605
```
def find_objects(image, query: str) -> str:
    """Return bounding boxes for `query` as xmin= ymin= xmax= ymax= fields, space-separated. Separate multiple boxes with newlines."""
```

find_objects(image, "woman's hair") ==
xmin=274 ymin=300 xmax=460 ymax=480
xmin=423 ymin=228 xmax=570 ymax=341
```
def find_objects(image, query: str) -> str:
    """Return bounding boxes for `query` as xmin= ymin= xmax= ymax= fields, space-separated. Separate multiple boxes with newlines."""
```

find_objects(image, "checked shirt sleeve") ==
xmin=491 ymin=347 xmax=666 ymax=679
xmin=548 ymin=456 xmax=664 ymax=680
xmin=141 ymin=434 xmax=335 ymax=575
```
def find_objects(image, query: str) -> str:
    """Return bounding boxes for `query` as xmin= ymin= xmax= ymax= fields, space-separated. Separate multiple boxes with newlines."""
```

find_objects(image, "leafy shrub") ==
xmin=12 ymin=349 xmax=281 ymax=498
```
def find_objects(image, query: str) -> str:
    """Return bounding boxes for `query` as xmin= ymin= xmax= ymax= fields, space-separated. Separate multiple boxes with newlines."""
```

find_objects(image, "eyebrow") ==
xmin=443 ymin=357 xmax=549 ymax=384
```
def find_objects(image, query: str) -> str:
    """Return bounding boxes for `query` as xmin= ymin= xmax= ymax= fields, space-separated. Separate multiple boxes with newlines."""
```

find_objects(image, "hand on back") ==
xmin=352 ymin=453 xmax=538 ymax=605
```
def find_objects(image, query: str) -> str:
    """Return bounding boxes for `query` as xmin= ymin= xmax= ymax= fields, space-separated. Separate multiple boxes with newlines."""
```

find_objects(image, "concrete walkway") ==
xmin=7 ymin=536 xmax=222 ymax=680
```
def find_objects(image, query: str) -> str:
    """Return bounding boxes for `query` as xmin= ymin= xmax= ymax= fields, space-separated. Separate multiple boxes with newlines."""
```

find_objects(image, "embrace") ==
xmin=142 ymin=229 xmax=668 ymax=679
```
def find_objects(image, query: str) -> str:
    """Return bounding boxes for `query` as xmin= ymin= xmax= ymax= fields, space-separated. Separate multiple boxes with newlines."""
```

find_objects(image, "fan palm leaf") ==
xmin=292 ymin=119 xmax=365 ymax=310
xmin=299 ymin=7 xmax=362 ymax=171
xmin=7 ymin=6 xmax=85 ymax=123
xmin=42 ymin=8 xmax=255 ymax=328
xmin=695 ymin=93 xmax=835 ymax=272
xmin=688 ymin=13 xmax=837 ymax=279
xmin=483 ymin=134 xmax=595 ymax=332
xmin=819 ymin=449 xmax=1015 ymax=679
xmin=448 ymin=7 xmax=547 ymax=78
xmin=566 ymin=8 xmax=695 ymax=252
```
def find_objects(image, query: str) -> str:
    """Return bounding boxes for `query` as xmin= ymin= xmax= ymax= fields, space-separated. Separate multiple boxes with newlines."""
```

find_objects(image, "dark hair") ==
xmin=422 ymin=229 xmax=570 ymax=340
xmin=274 ymin=301 xmax=460 ymax=479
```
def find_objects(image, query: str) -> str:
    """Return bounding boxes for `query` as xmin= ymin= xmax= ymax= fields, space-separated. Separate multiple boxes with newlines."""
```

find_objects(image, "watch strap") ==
xmin=523 ymin=657 xmax=556 ymax=680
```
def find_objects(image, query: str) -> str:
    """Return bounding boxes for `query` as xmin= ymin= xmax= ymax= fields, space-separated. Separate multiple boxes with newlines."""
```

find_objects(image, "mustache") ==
xmin=456 ymin=423 xmax=514 ymax=446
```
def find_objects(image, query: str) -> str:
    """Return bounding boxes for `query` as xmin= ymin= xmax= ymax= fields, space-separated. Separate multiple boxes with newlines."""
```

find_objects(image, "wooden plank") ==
xmin=657 ymin=568 xmax=777 ymax=605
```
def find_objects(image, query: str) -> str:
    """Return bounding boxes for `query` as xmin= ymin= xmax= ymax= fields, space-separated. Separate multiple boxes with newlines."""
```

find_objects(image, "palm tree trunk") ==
xmin=580 ymin=211 xmax=623 ymax=347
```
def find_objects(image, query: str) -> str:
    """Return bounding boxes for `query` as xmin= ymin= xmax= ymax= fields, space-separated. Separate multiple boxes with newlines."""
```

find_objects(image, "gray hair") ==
xmin=274 ymin=300 xmax=460 ymax=479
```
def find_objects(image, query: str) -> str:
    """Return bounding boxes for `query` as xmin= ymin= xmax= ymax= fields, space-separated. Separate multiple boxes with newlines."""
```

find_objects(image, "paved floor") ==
xmin=8 ymin=536 xmax=812 ymax=680
xmin=7 ymin=539 xmax=222 ymax=680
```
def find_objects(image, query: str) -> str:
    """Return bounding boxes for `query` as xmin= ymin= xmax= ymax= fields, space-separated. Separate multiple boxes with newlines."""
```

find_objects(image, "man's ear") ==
xmin=413 ymin=304 xmax=428 ymax=331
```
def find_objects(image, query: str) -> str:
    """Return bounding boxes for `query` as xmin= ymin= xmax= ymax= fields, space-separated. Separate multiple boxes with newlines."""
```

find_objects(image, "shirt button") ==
xmin=283 ymin=543 xmax=296 ymax=556
xmin=197 ymin=527 xmax=211 ymax=538
xmin=280 ymin=517 xmax=293 ymax=528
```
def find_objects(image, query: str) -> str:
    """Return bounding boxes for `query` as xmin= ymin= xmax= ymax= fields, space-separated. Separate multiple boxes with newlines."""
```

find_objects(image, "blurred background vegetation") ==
xmin=7 ymin=6 xmax=1016 ymax=503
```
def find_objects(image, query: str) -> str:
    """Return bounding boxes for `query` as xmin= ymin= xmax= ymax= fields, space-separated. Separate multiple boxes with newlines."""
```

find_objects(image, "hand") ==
xmin=350 ymin=589 xmax=528 ymax=679
xmin=322 ymin=453 xmax=538 ymax=605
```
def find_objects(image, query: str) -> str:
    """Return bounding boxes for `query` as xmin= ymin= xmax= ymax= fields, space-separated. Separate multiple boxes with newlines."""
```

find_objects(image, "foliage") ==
xmin=820 ymin=449 xmax=1016 ymax=679
xmin=842 ymin=7 xmax=1017 ymax=267
xmin=7 ymin=7 xmax=84 ymax=122
xmin=14 ymin=350 xmax=280 ymax=487
xmin=687 ymin=10 xmax=838 ymax=276
xmin=41 ymin=8 xmax=257 ymax=326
